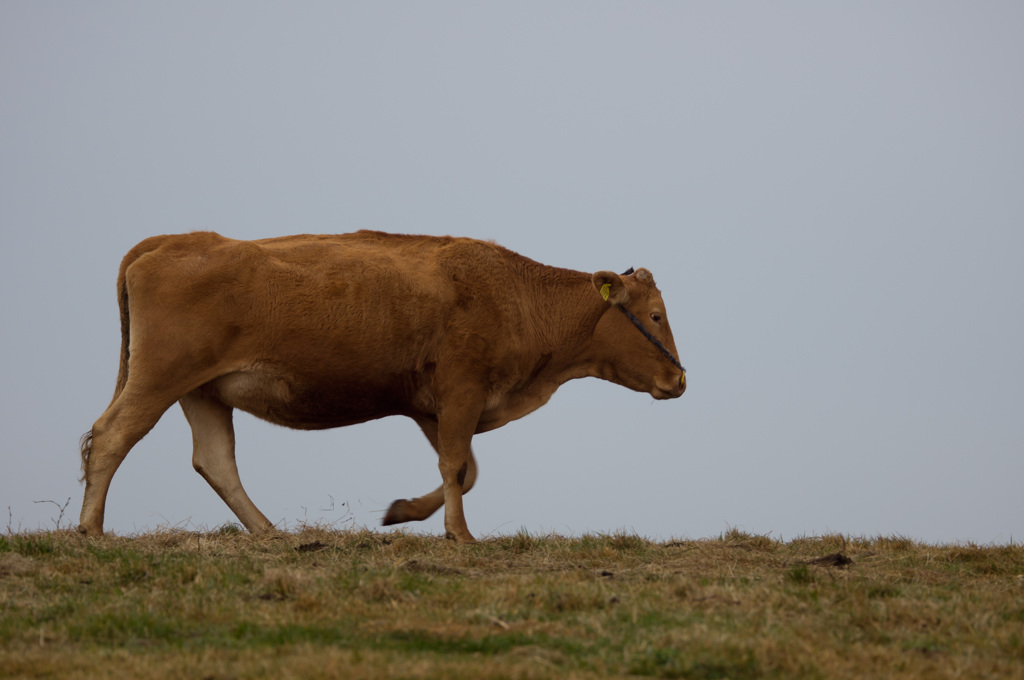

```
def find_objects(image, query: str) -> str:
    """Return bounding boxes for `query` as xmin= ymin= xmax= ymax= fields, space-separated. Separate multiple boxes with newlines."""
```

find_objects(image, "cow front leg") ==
xmin=435 ymin=400 xmax=484 ymax=544
xmin=179 ymin=389 xmax=274 ymax=534
xmin=383 ymin=417 xmax=478 ymax=526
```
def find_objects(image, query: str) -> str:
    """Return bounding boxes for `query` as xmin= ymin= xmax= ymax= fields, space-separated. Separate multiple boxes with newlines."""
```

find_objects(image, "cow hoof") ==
xmin=382 ymin=499 xmax=411 ymax=526
xmin=445 ymin=530 xmax=478 ymax=544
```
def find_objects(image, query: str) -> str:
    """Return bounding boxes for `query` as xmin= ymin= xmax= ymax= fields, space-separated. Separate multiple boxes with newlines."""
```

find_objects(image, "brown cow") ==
xmin=78 ymin=231 xmax=685 ymax=542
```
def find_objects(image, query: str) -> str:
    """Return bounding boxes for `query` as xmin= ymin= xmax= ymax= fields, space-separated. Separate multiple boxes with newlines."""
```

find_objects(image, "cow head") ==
xmin=590 ymin=268 xmax=686 ymax=400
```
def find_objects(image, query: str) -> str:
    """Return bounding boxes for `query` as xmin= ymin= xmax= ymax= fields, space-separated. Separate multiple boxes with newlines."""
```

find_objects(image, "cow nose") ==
xmin=679 ymin=371 xmax=686 ymax=395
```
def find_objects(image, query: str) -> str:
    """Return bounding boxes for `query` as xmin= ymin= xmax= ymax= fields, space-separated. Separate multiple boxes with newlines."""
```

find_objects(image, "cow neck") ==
xmin=514 ymin=266 xmax=605 ymax=357
xmin=565 ymin=276 xmax=610 ymax=343
xmin=542 ymin=287 xmax=610 ymax=384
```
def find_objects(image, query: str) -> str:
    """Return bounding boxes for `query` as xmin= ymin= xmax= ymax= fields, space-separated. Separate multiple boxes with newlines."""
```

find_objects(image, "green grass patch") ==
xmin=2 ymin=529 xmax=1023 ymax=679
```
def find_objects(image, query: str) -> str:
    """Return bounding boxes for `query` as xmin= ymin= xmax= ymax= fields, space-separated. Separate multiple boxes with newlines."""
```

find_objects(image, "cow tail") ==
xmin=81 ymin=251 xmax=134 ymax=481
xmin=111 ymin=260 xmax=132 ymax=405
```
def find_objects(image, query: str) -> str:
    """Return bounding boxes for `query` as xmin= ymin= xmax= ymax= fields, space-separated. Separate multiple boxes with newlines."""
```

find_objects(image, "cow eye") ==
xmin=650 ymin=312 xmax=663 ymax=324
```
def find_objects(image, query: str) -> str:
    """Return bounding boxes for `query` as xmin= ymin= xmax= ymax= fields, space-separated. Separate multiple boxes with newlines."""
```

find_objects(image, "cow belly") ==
xmin=206 ymin=368 xmax=406 ymax=430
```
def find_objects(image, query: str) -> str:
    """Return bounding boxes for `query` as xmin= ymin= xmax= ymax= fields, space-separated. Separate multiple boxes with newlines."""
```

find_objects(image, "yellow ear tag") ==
xmin=600 ymin=283 xmax=611 ymax=301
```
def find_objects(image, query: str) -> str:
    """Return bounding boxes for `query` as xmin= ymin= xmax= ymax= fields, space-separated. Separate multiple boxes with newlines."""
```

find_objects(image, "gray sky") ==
xmin=2 ymin=2 xmax=1022 ymax=544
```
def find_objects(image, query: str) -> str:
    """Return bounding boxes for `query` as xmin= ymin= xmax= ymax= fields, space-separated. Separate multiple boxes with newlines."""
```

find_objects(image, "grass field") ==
xmin=1 ymin=526 xmax=1022 ymax=679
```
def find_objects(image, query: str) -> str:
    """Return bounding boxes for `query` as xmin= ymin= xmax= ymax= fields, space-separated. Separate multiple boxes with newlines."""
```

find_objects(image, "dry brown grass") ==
xmin=2 ymin=527 xmax=1022 ymax=678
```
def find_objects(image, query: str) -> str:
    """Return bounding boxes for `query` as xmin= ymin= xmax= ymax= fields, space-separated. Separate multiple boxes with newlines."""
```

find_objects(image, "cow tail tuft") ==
xmin=79 ymin=431 xmax=93 ymax=481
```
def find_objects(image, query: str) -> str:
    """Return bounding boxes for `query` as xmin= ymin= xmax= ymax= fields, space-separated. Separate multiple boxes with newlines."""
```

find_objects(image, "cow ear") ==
xmin=593 ymin=271 xmax=630 ymax=305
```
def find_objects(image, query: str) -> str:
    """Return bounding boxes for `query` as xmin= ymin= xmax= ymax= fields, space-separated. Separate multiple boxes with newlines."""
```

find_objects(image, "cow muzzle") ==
xmin=653 ymin=370 xmax=686 ymax=400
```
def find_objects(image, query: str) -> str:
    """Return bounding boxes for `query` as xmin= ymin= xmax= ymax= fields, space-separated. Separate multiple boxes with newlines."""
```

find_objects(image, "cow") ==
xmin=78 ymin=231 xmax=686 ymax=543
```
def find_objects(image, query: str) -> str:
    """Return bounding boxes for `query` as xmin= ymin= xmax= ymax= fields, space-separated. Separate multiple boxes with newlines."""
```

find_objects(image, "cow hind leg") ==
xmin=382 ymin=417 xmax=478 ymax=528
xmin=179 ymin=389 xmax=274 ymax=535
xmin=78 ymin=390 xmax=175 ymax=536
